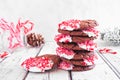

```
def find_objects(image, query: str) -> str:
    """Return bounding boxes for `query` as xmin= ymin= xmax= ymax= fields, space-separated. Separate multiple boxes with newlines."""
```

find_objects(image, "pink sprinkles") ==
xmin=21 ymin=57 xmax=54 ymax=72
xmin=59 ymin=61 xmax=73 ymax=70
xmin=56 ymin=47 xmax=75 ymax=56
xmin=78 ymin=40 xmax=97 ymax=51
xmin=59 ymin=19 xmax=81 ymax=30
xmin=55 ymin=34 xmax=72 ymax=43
xmin=82 ymin=54 xmax=98 ymax=66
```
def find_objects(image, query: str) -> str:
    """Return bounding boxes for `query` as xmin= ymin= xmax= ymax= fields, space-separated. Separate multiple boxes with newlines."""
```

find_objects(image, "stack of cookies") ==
xmin=55 ymin=19 xmax=99 ymax=71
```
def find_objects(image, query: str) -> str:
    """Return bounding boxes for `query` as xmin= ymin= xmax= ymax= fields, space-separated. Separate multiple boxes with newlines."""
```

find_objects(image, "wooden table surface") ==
xmin=0 ymin=40 xmax=120 ymax=80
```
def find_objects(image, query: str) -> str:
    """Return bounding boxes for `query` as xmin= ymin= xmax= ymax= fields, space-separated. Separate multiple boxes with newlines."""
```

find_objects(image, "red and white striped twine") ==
xmin=0 ymin=18 xmax=34 ymax=49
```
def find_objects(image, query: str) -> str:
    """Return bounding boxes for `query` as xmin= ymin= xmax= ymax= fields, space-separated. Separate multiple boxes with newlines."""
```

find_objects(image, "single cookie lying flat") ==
xmin=57 ymin=40 xmax=97 ymax=51
xmin=58 ymin=28 xmax=98 ymax=37
xmin=61 ymin=56 xmax=96 ymax=66
xmin=56 ymin=47 xmax=96 ymax=60
xmin=58 ymin=19 xmax=98 ymax=31
xmin=55 ymin=34 xmax=95 ymax=43
xmin=59 ymin=61 xmax=95 ymax=71
xmin=21 ymin=54 xmax=60 ymax=72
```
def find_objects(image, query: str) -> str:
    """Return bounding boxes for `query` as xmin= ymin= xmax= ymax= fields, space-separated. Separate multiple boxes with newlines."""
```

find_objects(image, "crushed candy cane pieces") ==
xmin=59 ymin=61 xmax=73 ymax=70
xmin=21 ymin=57 xmax=54 ymax=72
xmin=0 ymin=51 xmax=11 ymax=61
xmin=54 ymin=34 xmax=72 ymax=43
xmin=58 ymin=19 xmax=81 ymax=31
xmin=99 ymin=48 xmax=117 ymax=54
xmin=0 ymin=18 xmax=34 ymax=49
xmin=56 ymin=47 xmax=75 ymax=59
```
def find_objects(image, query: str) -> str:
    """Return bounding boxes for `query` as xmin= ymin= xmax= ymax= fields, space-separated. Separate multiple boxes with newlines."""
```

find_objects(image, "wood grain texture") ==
xmin=49 ymin=70 xmax=70 ymax=80
xmin=71 ymin=64 xmax=120 ymax=80
xmin=98 ymin=47 xmax=120 ymax=79
xmin=0 ymin=47 xmax=41 ymax=80
xmin=97 ymin=40 xmax=120 ymax=77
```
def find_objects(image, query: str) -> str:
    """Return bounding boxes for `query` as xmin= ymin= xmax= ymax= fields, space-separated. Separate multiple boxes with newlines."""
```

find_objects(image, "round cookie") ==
xmin=55 ymin=34 xmax=95 ymax=43
xmin=57 ymin=40 xmax=97 ymax=51
xmin=61 ymin=55 xmax=96 ymax=66
xmin=21 ymin=54 xmax=60 ymax=72
xmin=72 ymin=65 xmax=95 ymax=71
xmin=56 ymin=47 xmax=96 ymax=60
xmin=59 ymin=61 xmax=95 ymax=71
xmin=58 ymin=19 xmax=98 ymax=31
xmin=58 ymin=28 xmax=99 ymax=37
xmin=73 ymin=50 xmax=97 ymax=60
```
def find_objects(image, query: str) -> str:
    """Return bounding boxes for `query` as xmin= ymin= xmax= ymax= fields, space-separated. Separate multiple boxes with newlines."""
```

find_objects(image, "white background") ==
xmin=0 ymin=0 xmax=120 ymax=41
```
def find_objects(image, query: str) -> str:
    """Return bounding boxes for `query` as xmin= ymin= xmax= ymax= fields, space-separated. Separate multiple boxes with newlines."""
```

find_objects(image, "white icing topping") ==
xmin=60 ymin=25 xmax=75 ymax=31
xmin=55 ymin=34 xmax=72 ymax=43
xmin=56 ymin=47 xmax=75 ymax=59
xmin=84 ymin=60 xmax=94 ymax=65
xmin=29 ymin=67 xmax=43 ymax=72
xmin=78 ymin=40 xmax=97 ymax=51
xmin=59 ymin=35 xmax=72 ymax=42
xmin=21 ymin=57 xmax=54 ymax=72
xmin=59 ymin=19 xmax=81 ymax=31
xmin=83 ymin=28 xmax=98 ymax=37
xmin=83 ymin=31 xmax=96 ymax=37
xmin=58 ymin=53 xmax=74 ymax=60
xmin=28 ymin=66 xmax=52 ymax=72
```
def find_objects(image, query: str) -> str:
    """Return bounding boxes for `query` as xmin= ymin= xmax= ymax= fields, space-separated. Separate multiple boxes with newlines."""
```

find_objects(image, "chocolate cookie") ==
xmin=21 ymin=54 xmax=60 ymax=72
xmin=58 ymin=28 xmax=98 ymax=37
xmin=57 ymin=40 xmax=97 ymax=51
xmin=26 ymin=33 xmax=44 ymax=47
xmin=58 ymin=19 xmax=98 ymax=31
xmin=61 ymin=56 xmax=96 ymax=66
xmin=55 ymin=34 xmax=95 ymax=43
xmin=73 ymin=50 xmax=97 ymax=60
xmin=72 ymin=65 xmax=95 ymax=71
xmin=59 ymin=61 xmax=95 ymax=71
xmin=56 ymin=47 xmax=96 ymax=60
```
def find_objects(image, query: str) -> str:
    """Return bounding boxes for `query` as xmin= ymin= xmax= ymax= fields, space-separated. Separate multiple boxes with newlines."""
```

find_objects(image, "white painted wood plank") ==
xmin=26 ymin=70 xmax=69 ymax=80
xmin=102 ymin=47 xmax=120 ymax=73
xmin=26 ymin=42 xmax=69 ymax=80
xmin=71 ymin=64 xmax=119 ymax=80
xmin=0 ymin=47 xmax=40 ymax=80
xmin=25 ymin=72 xmax=49 ymax=80
xmin=38 ymin=41 xmax=57 ymax=55
xmin=49 ymin=69 xmax=70 ymax=80
xmin=97 ymin=40 xmax=120 ymax=74
xmin=94 ymin=51 xmax=105 ymax=65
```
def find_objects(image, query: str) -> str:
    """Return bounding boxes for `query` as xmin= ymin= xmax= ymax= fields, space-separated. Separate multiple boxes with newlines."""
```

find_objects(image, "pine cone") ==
xmin=26 ymin=33 xmax=44 ymax=47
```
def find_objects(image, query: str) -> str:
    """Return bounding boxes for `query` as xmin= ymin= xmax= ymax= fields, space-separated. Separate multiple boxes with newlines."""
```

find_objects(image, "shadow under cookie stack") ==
xmin=55 ymin=19 xmax=99 ymax=71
